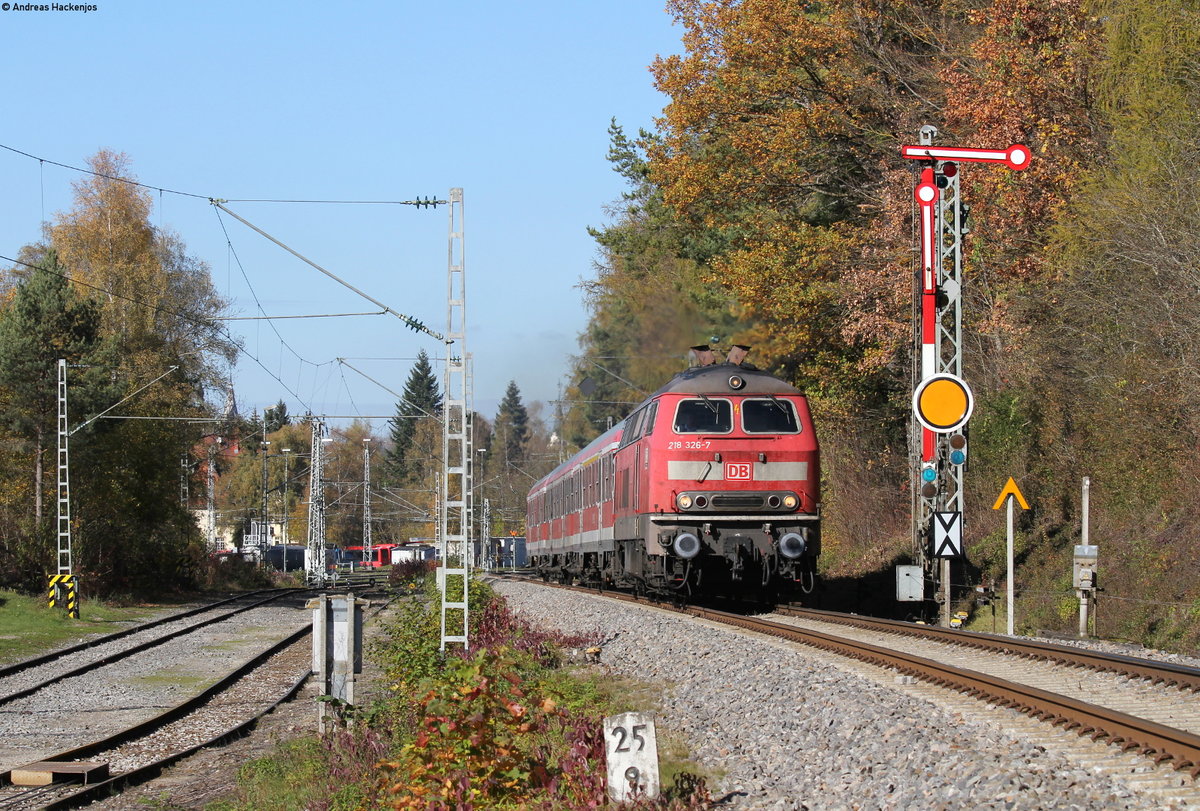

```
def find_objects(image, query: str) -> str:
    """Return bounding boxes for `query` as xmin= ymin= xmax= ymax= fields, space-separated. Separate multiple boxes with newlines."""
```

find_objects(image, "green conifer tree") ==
xmin=0 ymin=251 xmax=107 ymax=521
xmin=385 ymin=350 xmax=442 ymax=482
xmin=493 ymin=381 xmax=530 ymax=466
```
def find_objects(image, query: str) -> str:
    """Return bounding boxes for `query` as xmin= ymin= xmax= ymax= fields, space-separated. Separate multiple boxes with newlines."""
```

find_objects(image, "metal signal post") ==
xmin=902 ymin=126 xmax=1030 ymax=625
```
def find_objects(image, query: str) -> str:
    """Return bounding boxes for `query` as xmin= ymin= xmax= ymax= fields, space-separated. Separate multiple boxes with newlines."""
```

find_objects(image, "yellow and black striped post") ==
xmin=48 ymin=574 xmax=79 ymax=619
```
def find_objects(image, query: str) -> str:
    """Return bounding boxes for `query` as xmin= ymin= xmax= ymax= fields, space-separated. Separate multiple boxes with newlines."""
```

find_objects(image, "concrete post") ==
xmin=309 ymin=594 xmax=367 ymax=732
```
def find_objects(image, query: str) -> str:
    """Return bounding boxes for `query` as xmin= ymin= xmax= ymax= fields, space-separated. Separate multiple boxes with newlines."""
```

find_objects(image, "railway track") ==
xmin=0 ymin=589 xmax=301 ymax=709
xmin=0 ymin=589 xmax=315 ymax=809
xmin=713 ymin=606 xmax=1200 ymax=778
xmin=497 ymin=574 xmax=1200 ymax=790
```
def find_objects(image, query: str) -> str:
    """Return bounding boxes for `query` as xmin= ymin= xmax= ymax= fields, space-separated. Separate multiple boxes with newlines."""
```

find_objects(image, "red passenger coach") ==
xmin=528 ymin=348 xmax=820 ymax=600
xmin=342 ymin=543 xmax=398 ymax=568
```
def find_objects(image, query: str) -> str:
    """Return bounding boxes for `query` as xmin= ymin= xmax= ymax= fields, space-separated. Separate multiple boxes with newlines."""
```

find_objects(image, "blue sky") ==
xmin=0 ymin=0 xmax=681 ymax=426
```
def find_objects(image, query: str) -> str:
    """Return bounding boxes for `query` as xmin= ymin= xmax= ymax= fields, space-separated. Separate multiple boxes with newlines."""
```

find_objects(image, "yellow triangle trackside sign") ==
xmin=992 ymin=477 xmax=1029 ymax=510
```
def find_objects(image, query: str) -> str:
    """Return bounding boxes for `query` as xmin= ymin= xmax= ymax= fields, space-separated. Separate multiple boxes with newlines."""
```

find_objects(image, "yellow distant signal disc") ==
xmin=913 ymin=374 xmax=974 ymax=433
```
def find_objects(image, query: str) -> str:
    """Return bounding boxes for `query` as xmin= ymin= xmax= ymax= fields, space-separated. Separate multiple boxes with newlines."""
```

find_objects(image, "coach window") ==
xmin=674 ymin=398 xmax=732 ymax=434
xmin=742 ymin=398 xmax=801 ymax=434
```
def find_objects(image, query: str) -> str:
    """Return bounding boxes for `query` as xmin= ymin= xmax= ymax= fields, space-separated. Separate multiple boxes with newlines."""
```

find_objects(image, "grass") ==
xmin=0 ymin=589 xmax=163 ymax=664
xmin=132 ymin=671 xmax=211 ymax=690
xmin=207 ymin=738 xmax=366 ymax=811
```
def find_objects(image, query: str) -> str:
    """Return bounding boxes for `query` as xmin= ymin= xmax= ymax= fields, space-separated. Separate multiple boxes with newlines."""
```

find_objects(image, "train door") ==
xmin=614 ymin=406 xmax=647 ymax=538
xmin=636 ymin=402 xmax=657 ymax=514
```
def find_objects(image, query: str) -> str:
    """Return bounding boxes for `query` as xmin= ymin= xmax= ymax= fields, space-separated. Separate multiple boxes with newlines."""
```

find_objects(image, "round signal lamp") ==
xmin=913 ymin=374 xmax=974 ymax=433
xmin=783 ymin=494 xmax=799 ymax=510
xmin=677 ymin=494 xmax=693 ymax=510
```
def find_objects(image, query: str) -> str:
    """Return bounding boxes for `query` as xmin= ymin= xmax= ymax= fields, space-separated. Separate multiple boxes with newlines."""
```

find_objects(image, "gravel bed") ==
xmin=1026 ymin=634 xmax=1200 ymax=669
xmin=0 ymin=603 xmax=309 ymax=773
xmin=495 ymin=581 xmax=1175 ymax=810
xmin=0 ymin=594 xmax=279 ymax=699
xmin=101 ymin=640 xmax=312 ymax=772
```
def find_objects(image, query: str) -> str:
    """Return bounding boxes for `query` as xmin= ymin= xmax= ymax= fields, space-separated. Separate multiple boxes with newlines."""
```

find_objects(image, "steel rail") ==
xmin=774 ymin=605 xmax=1200 ymax=692
xmin=492 ymin=575 xmax=1200 ymax=777
xmin=0 ymin=590 xmax=302 ymax=709
xmin=0 ymin=623 xmax=312 ymax=808
xmin=687 ymin=606 xmax=1200 ymax=777
xmin=0 ymin=589 xmax=292 ymax=681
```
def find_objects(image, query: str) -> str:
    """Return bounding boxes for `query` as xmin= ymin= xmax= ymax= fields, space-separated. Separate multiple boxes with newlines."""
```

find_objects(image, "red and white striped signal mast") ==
xmin=901 ymin=126 xmax=1030 ymax=625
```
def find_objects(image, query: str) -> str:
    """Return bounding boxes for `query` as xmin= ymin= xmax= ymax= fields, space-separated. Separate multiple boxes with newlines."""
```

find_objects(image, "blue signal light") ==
xmin=921 ymin=466 xmax=937 ymax=482
xmin=950 ymin=450 xmax=966 ymax=465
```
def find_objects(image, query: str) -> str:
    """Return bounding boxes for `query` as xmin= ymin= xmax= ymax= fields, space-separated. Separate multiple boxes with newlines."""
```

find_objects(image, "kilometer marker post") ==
xmin=992 ymin=477 xmax=1029 ymax=635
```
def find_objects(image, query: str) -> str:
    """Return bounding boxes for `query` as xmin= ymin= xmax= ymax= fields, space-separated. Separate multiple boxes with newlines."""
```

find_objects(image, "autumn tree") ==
xmin=321 ymin=421 xmax=377 ymax=550
xmin=48 ymin=150 xmax=234 ymax=391
xmin=213 ymin=418 xmax=311 ymax=546
xmin=647 ymin=0 xmax=974 ymax=408
xmin=0 ymin=150 xmax=236 ymax=595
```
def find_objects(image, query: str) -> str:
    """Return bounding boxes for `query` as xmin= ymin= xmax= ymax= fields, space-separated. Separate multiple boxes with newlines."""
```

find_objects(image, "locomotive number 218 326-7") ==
xmin=667 ymin=440 xmax=711 ymax=450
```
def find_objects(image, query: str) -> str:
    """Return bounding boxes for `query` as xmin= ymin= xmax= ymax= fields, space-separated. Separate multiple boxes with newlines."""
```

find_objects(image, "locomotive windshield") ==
xmin=742 ymin=398 xmax=801 ymax=433
xmin=674 ymin=399 xmax=732 ymax=433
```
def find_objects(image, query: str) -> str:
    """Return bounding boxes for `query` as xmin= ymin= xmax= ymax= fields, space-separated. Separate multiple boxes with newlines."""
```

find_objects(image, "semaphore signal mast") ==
xmin=901 ymin=125 xmax=1030 ymax=626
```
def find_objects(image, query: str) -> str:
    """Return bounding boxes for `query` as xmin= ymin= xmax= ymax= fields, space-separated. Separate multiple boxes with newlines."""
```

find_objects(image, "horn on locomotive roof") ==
xmin=727 ymin=344 xmax=751 ymax=366
xmin=689 ymin=345 xmax=717 ymax=367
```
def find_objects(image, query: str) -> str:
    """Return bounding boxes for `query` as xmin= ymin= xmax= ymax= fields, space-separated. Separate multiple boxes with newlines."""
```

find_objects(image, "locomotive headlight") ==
xmin=728 ymin=374 xmax=745 ymax=390
xmin=782 ymin=494 xmax=799 ymax=510
xmin=677 ymin=494 xmax=694 ymax=510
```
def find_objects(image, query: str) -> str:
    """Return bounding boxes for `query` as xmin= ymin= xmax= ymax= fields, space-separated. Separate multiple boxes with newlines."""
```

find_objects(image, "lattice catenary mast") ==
xmin=362 ymin=438 xmax=373 ymax=564
xmin=438 ymin=188 xmax=472 ymax=651
xmin=306 ymin=419 xmax=328 ymax=585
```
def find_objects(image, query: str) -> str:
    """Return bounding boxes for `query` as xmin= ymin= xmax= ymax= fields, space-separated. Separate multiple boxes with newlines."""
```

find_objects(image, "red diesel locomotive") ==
xmin=527 ymin=347 xmax=820 ymax=600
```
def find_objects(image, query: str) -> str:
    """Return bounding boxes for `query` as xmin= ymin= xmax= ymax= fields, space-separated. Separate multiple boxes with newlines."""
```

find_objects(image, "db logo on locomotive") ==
xmin=725 ymin=462 xmax=752 ymax=481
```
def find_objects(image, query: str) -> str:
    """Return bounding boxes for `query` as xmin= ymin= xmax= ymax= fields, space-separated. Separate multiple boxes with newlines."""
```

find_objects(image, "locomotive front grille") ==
xmin=711 ymin=494 xmax=764 ymax=509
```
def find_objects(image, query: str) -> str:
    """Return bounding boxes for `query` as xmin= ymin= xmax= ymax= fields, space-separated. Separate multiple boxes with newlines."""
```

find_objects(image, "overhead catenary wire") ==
xmin=215 ymin=311 xmax=388 ymax=321
xmin=209 ymin=199 xmax=446 ymax=343
xmin=212 ymin=206 xmax=328 ymax=374
xmin=0 ymin=142 xmax=443 ymax=207
xmin=0 ymin=252 xmax=315 ymax=414
xmin=1 ymin=142 xmax=450 ymax=417
xmin=337 ymin=358 xmax=443 ymax=423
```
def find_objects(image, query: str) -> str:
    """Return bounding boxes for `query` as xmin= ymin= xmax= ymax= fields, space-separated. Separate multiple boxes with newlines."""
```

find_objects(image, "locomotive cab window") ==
xmin=674 ymin=398 xmax=732 ymax=434
xmin=618 ymin=408 xmax=644 ymax=449
xmin=742 ymin=398 xmax=801 ymax=434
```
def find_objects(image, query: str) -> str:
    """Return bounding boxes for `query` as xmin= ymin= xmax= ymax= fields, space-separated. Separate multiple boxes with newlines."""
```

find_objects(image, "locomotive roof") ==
xmin=651 ymin=362 xmax=802 ymax=396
